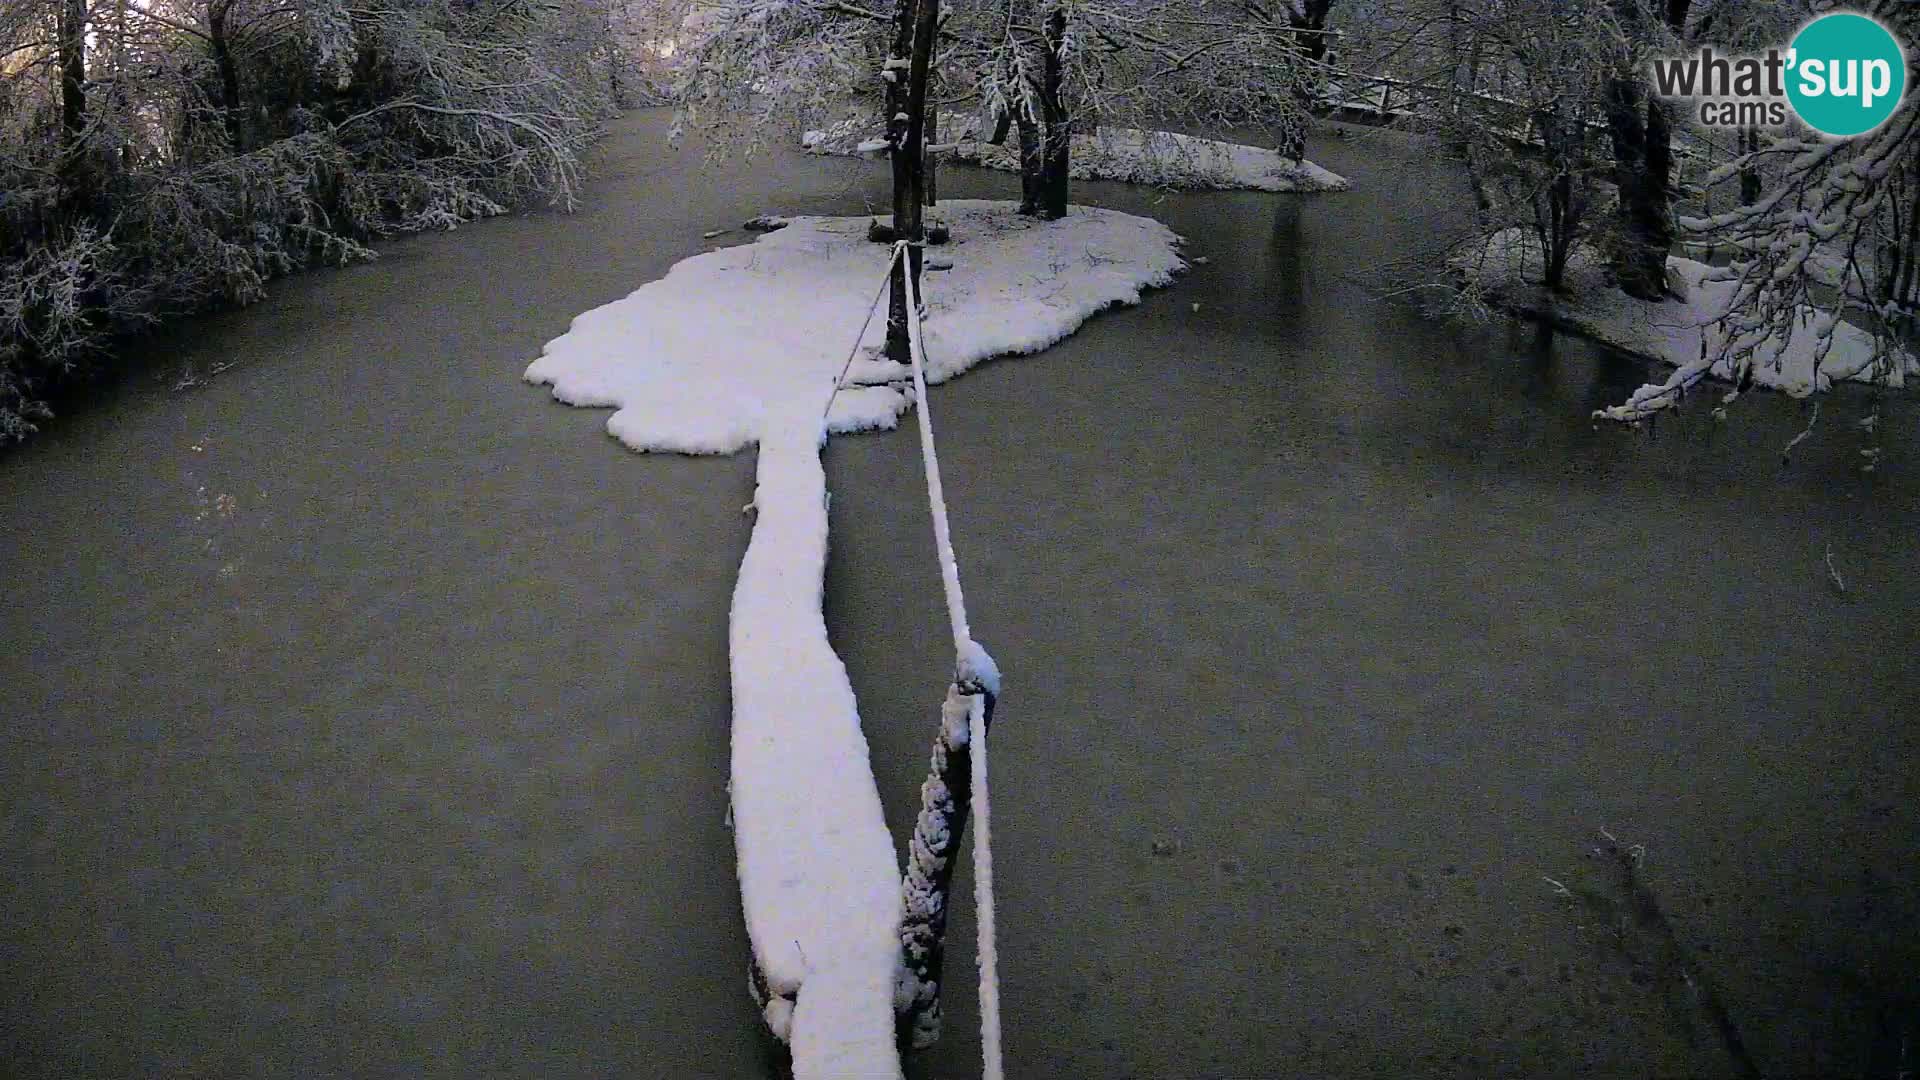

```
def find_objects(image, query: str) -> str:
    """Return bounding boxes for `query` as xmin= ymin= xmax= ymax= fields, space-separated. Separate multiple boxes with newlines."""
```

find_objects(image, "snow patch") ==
xmin=524 ymin=200 xmax=1183 ymax=1077
xmin=1454 ymin=228 xmax=1916 ymax=411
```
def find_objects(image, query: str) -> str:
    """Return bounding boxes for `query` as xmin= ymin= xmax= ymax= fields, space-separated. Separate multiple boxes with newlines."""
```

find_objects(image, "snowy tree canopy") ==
xmin=668 ymin=0 xmax=1322 ymax=165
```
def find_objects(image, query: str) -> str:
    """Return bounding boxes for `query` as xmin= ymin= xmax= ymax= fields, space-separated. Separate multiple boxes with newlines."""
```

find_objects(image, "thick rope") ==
xmin=897 ymin=682 xmax=978 ymax=1051
xmin=897 ymin=242 xmax=971 ymax=649
xmin=897 ymin=242 xmax=1003 ymax=1080
xmin=965 ymin=689 xmax=1000 ymax=1080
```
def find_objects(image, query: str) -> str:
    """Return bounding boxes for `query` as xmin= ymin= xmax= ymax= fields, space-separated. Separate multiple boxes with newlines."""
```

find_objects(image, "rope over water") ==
xmin=898 ymin=241 xmax=1004 ymax=1080
xmin=821 ymin=243 xmax=905 ymax=426
xmin=816 ymin=239 xmax=1005 ymax=1080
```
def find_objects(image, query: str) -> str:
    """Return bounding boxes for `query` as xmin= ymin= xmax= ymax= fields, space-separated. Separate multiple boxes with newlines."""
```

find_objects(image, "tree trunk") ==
xmin=1003 ymin=0 xmax=1044 ymax=217
xmin=885 ymin=0 xmax=940 ymax=364
xmin=118 ymin=5 xmax=136 ymax=170
xmin=1890 ymin=162 xmax=1920 ymax=327
xmin=1282 ymin=0 xmax=1333 ymax=162
xmin=1037 ymin=6 xmax=1069 ymax=220
xmin=1536 ymin=102 xmax=1582 ymax=290
xmin=1016 ymin=112 xmax=1043 ymax=215
xmin=55 ymin=0 xmax=89 ymax=218
xmin=1535 ymin=106 xmax=1580 ymax=291
xmin=209 ymin=1 xmax=246 ymax=152
xmin=1606 ymin=78 xmax=1675 ymax=300
xmin=1545 ymin=171 xmax=1574 ymax=290
xmin=1448 ymin=5 xmax=1492 ymax=214
xmin=1280 ymin=122 xmax=1307 ymax=165
xmin=1738 ymin=127 xmax=1761 ymax=206
xmin=923 ymin=105 xmax=937 ymax=207
xmin=1605 ymin=0 xmax=1689 ymax=301
xmin=882 ymin=6 xmax=907 ymax=139
xmin=606 ymin=3 xmax=623 ymax=106
xmin=987 ymin=105 xmax=1012 ymax=147
xmin=1881 ymin=189 xmax=1904 ymax=310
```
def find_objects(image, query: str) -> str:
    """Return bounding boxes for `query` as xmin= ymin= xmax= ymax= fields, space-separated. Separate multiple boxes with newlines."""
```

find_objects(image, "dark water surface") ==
xmin=3 ymin=111 xmax=1915 ymax=1078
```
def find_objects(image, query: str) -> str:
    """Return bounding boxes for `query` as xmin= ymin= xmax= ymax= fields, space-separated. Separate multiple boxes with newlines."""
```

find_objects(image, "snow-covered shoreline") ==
xmin=524 ymin=200 xmax=1183 ymax=1077
xmin=803 ymin=114 xmax=1350 ymax=193
xmin=1454 ymin=229 xmax=1915 ymax=417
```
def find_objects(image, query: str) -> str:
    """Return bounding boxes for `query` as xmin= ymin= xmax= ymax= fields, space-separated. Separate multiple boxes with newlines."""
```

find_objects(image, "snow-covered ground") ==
xmin=1456 ymin=228 xmax=1916 ymax=418
xmin=1679 ymin=235 xmax=1912 ymax=318
xmin=803 ymin=114 xmax=1350 ymax=193
xmin=525 ymin=201 xmax=1183 ymax=1078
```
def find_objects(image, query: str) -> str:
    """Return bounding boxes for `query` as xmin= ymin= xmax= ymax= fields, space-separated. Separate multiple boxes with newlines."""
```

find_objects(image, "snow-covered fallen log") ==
xmin=733 ymin=423 xmax=903 ymax=1074
xmin=524 ymin=201 xmax=1182 ymax=1077
xmin=1453 ymin=228 xmax=1916 ymax=419
xmin=804 ymin=115 xmax=1350 ymax=194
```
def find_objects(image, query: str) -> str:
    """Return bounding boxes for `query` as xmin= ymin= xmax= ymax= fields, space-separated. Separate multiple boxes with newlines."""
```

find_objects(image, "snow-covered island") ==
xmin=525 ymin=201 xmax=1182 ymax=1078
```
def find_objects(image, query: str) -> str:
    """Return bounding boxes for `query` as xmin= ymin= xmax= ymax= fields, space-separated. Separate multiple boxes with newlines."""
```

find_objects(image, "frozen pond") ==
xmin=2 ymin=109 xmax=1914 ymax=1078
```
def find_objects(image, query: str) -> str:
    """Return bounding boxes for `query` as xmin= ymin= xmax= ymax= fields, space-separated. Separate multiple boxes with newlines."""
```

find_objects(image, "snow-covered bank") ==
xmin=1455 ymin=229 xmax=1916 ymax=417
xmin=803 ymin=115 xmax=1350 ymax=193
xmin=524 ymin=201 xmax=1183 ymax=1077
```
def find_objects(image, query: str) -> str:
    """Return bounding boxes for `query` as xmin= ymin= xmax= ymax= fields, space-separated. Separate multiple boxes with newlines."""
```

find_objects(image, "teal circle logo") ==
xmin=1786 ymin=13 xmax=1907 ymax=137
